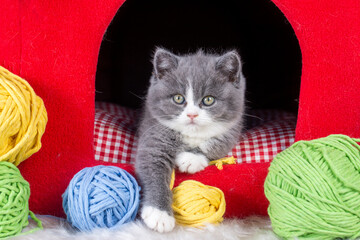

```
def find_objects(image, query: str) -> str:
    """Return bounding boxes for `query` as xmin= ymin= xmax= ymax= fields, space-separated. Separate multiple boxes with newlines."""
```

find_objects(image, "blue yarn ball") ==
xmin=62 ymin=165 xmax=140 ymax=231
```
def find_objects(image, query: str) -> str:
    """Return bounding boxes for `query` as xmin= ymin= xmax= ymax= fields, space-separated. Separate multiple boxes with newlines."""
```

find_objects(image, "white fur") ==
xmin=141 ymin=206 xmax=175 ymax=233
xmin=175 ymin=152 xmax=208 ymax=174
xmin=183 ymin=85 xmax=199 ymax=118
xmin=18 ymin=215 xmax=278 ymax=240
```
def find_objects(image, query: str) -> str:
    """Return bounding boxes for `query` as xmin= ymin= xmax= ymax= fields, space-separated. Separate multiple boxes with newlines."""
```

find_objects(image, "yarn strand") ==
xmin=209 ymin=156 xmax=237 ymax=170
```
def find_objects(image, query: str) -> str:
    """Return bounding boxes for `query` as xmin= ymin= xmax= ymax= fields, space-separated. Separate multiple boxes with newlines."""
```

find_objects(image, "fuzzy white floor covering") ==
xmin=13 ymin=215 xmax=279 ymax=240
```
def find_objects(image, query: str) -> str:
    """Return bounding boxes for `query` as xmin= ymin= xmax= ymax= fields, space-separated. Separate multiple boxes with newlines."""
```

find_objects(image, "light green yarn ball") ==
xmin=0 ymin=161 xmax=42 ymax=238
xmin=264 ymin=134 xmax=360 ymax=240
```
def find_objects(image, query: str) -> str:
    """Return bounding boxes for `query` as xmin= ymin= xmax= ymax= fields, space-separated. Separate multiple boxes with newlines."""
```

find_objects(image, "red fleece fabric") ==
xmin=272 ymin=0 xmax=360 ymax=140
xmin=0 ymin=0 xmax=359 ymax=218
xmin=0 ymin=0 xmax=125 ymax=216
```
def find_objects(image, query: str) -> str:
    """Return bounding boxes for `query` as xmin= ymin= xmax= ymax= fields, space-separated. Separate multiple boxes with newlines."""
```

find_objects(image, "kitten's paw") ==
xmin=175 ymin=152 xmax=208 ymax=174
xmin=141 ymin=206 xmax=175 ymax=233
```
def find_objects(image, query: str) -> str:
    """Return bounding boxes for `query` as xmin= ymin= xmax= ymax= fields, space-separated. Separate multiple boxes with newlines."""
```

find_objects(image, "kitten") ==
xmin=135 ymin=48 xmax=246 ymax=232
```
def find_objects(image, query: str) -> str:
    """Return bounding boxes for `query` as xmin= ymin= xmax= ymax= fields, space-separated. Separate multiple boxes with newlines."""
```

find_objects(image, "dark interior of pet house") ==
xmin=96 ymin=0 xmax=302 ymax=114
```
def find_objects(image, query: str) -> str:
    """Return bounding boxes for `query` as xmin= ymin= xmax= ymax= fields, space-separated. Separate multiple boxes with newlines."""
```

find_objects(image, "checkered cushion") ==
xmin=94 ymin=102 xmax=296 ymax=164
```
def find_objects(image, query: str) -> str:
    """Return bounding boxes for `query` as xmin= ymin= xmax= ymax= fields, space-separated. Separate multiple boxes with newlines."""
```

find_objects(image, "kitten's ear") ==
xmin=215 ymin=50 xmax=242 ymax=83
xmin=153 ymin=48 xmax=179 ymax=80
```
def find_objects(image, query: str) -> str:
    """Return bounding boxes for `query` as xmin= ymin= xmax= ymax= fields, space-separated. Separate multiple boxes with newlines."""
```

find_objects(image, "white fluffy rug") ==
xmin=13 ymin=216 xmax=279 ymax=240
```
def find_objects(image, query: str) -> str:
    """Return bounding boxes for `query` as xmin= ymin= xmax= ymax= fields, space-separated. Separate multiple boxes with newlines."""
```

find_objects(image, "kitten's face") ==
xmin=147 ymin=48 xmax=246 ymax=139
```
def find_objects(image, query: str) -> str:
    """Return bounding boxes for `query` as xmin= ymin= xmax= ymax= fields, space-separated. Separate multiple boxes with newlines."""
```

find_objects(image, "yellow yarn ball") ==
xmin=0 ymin=66 xmax=48 ymax=166
xmin=172 ymin=180 xmax=226 ymax=227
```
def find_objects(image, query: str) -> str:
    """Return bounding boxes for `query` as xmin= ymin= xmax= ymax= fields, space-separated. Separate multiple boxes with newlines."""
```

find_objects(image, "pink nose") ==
xmin=187 ymin=113 xmax=199 ymax=119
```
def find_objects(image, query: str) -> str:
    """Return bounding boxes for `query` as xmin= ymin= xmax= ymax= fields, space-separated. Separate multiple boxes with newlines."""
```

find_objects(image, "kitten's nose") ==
xmin=187 ymin=113 xmax=199 ymax=120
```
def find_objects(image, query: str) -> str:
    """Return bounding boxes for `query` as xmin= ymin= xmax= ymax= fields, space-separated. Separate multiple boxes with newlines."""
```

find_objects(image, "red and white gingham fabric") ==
xmin=94 ymin=102 xmax=296 ymax=164
xmin=232 ymin=109 xmax=296 ymax=163
xmin=94 ymin=102 xmax=138 ymax=163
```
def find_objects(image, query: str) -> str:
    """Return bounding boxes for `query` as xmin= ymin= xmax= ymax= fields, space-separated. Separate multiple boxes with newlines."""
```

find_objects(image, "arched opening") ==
xmin=94 ymin=0 xmax=302 ymax=164
xmin=96 ymin=0 xmax=301 ymax=112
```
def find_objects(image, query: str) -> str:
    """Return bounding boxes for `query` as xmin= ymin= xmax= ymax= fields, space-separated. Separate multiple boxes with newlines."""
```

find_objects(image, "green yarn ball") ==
xmin=264 ymin=134 xmax=360 ymax=240
xmin=0 ymin=162 xmax=42 ymax=238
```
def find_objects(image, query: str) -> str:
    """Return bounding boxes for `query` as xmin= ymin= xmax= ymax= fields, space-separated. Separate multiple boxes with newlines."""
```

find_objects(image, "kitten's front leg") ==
xmin=135 ymin=149 xmax=175 ymax=232
xmin=136 ymin=157 xmax=174 ymax=233
xmin=175 ymin=151 xmax=209 ymax=174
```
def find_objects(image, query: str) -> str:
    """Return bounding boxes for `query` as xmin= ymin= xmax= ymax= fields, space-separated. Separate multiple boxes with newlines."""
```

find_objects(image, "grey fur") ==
xmin=135 ymin=48 xmax=246 ymax=216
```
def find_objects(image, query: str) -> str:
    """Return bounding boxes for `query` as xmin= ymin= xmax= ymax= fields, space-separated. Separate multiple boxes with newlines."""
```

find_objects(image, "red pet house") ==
xmin=0 ymin=0 xmax=359 ymax=218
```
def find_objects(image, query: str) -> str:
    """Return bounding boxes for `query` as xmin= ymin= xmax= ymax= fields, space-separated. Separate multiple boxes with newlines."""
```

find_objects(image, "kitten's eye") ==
xmin=202 ymin=96 xmax=215 ymax=106
xmin=173 ymin=94 xmax=185 ymax=104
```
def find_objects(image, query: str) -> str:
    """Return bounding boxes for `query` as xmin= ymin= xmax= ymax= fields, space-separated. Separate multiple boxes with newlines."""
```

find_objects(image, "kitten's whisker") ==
xmin=244 ymin=113 xmax=263 ymax=121
xmin=129 ymin=91 xmax=145 ymax=100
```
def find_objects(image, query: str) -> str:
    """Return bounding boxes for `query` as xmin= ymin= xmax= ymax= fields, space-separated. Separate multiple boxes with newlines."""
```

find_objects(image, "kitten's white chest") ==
xmin=182 ymin=134 xmax=215 ymax=155
xmin=182 ymin=135 xmax=207 ymax=148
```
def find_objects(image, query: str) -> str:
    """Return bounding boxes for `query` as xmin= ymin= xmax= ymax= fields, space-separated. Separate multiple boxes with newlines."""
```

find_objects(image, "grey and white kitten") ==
xmin=135 ymin=48 xmax=246 ymax=232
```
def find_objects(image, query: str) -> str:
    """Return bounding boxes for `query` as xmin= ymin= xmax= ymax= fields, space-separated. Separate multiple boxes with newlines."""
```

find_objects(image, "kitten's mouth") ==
xmin=187 ymin=120 xmax=197 ymax=125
